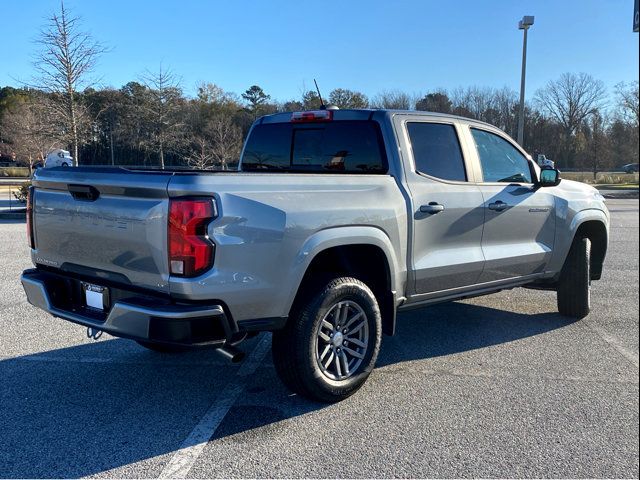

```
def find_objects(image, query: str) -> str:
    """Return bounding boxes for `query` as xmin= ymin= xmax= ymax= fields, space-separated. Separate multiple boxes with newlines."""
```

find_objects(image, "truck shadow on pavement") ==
xmin=0 ymin=301 xmax=575 ymax=478
xmin=378 ymin=300 xmax=576 ymax=367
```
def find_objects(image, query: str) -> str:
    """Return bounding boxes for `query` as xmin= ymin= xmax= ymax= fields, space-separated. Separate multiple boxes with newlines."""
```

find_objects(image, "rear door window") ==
xmin=242 ymin=121 xmax=387 ymax=173
xmin=406 ymin=122 xmax=467 ymax=182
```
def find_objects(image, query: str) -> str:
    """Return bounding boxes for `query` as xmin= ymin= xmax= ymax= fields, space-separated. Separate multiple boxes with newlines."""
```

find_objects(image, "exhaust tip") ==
xmin=217 ymin=345 xmax=245 ymax=363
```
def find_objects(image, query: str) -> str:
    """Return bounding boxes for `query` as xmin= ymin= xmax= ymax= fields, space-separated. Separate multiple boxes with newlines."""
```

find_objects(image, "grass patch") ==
xmin=0 ymin=167 xmax=31 ymax=177
xmin=594 ymin=184 xmax=639 ymax=190
xmin=561 ymin=172 xmax=639 ymax=185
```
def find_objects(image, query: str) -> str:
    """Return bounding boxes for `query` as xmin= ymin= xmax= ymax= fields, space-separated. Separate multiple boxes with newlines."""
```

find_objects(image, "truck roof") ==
xmin=258 ymin=109 xmax=495 ymax=129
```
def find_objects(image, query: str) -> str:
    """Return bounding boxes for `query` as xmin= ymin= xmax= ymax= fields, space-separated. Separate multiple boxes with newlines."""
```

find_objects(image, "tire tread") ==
xmin=272 ymin=276 xmax=381 ymax=402
xmin=557 ymin=237 xmax=591 ymax=319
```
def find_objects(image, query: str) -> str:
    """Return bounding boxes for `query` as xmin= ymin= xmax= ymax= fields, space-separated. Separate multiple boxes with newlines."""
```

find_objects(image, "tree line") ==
xmin=0 ymin=3 xmax=637 ymax=175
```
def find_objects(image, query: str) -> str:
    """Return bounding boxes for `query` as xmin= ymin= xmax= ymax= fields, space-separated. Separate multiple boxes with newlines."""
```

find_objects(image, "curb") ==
xmin=603 ymin=192 xmax=639 ymax=200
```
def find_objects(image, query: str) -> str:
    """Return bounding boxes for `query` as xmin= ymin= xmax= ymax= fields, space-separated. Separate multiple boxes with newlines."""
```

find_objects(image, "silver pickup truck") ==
xmin=21 ymin=109 xmax=609 ymax=402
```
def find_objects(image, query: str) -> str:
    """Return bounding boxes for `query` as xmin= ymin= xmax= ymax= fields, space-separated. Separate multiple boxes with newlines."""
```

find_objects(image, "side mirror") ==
xmin=539 ymin=168 xmax=561 ymax=187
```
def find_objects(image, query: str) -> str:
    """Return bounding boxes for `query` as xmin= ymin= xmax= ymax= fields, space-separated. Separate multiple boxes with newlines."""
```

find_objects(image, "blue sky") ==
xmin=1 ymin=0 xmax=638 ymax=102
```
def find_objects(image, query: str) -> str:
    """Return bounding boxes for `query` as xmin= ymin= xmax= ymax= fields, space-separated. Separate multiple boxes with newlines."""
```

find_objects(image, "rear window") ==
xmin=241 ymin=121 xmax=387 ymax=173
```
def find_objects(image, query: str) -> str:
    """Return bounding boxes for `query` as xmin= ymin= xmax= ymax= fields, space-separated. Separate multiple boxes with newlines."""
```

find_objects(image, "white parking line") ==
xmin=583 ymin=321 xmax=639 ymax=369
xmin=158 ymin=334 xmax=272 ymax=479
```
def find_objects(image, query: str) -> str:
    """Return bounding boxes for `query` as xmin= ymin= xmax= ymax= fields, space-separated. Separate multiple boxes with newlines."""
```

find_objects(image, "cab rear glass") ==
xmin=241 ymin=121 xmax=388 ymax=173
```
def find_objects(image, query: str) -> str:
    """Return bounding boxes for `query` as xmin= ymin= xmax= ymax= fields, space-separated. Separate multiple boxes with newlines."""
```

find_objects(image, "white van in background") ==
xmin=45 ymin=149 xmax=74 ymax=168
xmin=535 ymin=153 xmax=555 ymax=169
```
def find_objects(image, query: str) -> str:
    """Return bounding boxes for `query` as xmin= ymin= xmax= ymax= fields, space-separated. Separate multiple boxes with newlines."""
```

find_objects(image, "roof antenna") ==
xmin=314 ymin=79 xmax=326 ymax=110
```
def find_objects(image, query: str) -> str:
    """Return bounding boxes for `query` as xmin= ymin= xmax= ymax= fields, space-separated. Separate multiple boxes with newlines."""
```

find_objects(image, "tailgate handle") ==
xmin=68 ymin=184 xmax=100 ymax=201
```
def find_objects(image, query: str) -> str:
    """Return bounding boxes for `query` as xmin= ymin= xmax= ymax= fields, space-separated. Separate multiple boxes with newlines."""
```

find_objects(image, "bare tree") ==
xmin=370 ymin=90 xmax=414 ymax=110
xmin=615 ymin=81 xmax=639 ymax=127
xmin=278 ymin=99 xmax=304 ymax=112
xmin=535 ymin=73 xmax=607 ymax=167
xmin=33 ymin=1 xmax=107 ymax=165
xmin=186 ymin=114 xmax=241 ymax=170
xmin=1 ymin=95 xmax=61 ymax=173
xmin=142 ymin=65 xmax=185 ymax=168
xmin=465 ymin=86 xmax=496 ymax=120
xmin=197 ymin=83 xmax=227 ymax=104
xmin=208 ymin=115 xmax=242 ymax=170
xmin=584 ymin=109 xmax=610 ymax=180
xmin=491 ymin=87 xmax=519 ymax=137
xmin=535 ymin=73 xmax=607 ymax=136
xmin=185 ymin=135 xmax=216 ymax=170
xmin=196 ymin=82 xmax=240 ymax=110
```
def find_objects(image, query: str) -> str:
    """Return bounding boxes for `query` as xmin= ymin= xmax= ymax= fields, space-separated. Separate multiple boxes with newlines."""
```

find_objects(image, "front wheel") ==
xmin=272 ymin=277 xmax=382 ymax=403
xmin=557 ymin=237 xmax=591 ymax=319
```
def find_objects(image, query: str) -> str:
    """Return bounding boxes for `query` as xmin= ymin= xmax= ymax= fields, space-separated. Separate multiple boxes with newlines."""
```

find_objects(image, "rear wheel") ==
xmin=557 ymin=237 xmax=591 ymax=319
xmin=272 ymin=277 xmax=382 ymax=403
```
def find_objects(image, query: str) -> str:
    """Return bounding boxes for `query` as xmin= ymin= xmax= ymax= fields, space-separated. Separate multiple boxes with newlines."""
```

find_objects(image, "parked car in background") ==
xmin=44 ymin=149 xmax=73 ymax=168
xmin=622 ymin=163 xmax=639 ymax=173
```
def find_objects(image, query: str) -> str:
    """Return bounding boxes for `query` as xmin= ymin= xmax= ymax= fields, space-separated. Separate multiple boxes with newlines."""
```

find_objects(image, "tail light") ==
xmin=26 ymin=186 xmax=35 ymax=249
xmin=168 ymin=198 xmax=216 ymax=277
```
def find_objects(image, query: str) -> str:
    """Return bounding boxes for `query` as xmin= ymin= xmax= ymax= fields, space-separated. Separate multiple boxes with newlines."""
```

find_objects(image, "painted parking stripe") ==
xmin=583 ymin=320 xmax=639 ymax=369
xmin=158 ymin=334 xmax=272 ymax=479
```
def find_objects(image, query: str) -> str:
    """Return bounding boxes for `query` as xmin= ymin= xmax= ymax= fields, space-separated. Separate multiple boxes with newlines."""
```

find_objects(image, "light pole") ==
xmin=517 ymin=15 xmax=534 ymax=147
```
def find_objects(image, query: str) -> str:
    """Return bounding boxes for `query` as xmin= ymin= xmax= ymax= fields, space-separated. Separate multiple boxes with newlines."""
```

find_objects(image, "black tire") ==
xmin=557 ymin=237 xmax=591 ymax=319
xmin=61 ymin=162 xmax=69 ymax=167
xmin=272 ymin=277 xmax=382 ymax=403
xmin=135 ymin=340 xmax=189 ymax=353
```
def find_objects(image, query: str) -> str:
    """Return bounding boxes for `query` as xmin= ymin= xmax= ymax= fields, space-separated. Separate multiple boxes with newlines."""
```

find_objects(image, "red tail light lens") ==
xmin=26 ymin=186 xmax=35 ymax=249
xmin=168 ymin=198 xmax=216 ymax=277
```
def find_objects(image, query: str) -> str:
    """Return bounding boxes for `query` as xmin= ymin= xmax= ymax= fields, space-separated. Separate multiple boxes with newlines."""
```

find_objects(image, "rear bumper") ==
xmin=21 ymin=268 xmax=240 ymax=347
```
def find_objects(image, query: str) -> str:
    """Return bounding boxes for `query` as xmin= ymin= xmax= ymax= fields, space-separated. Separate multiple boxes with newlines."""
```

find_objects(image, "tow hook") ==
xmin=86 ymin=327 xmax=103 ymax=340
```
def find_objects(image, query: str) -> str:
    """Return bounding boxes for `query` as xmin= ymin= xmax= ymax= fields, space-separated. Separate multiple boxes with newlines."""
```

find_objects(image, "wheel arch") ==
xmin=562 ymin=210 xmax=609 ymax=281
xmin=574 ymin=219 xmax=608 ymax=280
xmin=284 ymin=226 xmax=403 ymax=336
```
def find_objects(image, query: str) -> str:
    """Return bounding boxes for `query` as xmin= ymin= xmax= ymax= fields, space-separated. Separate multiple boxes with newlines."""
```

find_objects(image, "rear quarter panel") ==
xmin=167 ymin=173 xmax=407 ymax=322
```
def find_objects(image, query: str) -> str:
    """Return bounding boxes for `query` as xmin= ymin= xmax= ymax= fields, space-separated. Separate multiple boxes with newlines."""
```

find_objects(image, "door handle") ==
xmin=419 ymin=202 xmax=445 ymax=215
xmin=488 ymin=200 xmax=508 ymax=212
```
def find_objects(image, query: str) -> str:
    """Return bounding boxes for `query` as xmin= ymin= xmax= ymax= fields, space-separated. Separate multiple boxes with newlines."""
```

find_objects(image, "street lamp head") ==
xmin=519 ymin=15 xmax=535 ymax=29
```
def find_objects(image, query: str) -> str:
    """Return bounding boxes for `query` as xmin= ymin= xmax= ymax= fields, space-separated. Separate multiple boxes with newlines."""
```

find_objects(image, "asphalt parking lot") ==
xmin=0 ymin=199 xmax=638 ymax=479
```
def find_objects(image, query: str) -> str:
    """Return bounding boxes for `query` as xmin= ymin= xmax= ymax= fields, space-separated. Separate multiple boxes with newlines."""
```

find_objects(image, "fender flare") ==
xmin=282 ymin=226 xmax=403 ymax=317
xmin=569 ymin=208 xmax=609 ymax=234
xmin=551 ymin=208 xmax=609 ymax=276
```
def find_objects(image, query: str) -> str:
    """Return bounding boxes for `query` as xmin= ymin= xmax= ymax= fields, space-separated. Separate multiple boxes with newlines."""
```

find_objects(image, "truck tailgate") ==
xmin=31 ymin=168 xmax=172 ymax=293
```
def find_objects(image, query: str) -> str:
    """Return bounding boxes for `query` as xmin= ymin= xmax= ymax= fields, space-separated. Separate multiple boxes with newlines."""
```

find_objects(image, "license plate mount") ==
xmin=82 ymin=282 xmax=109 ymax=312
